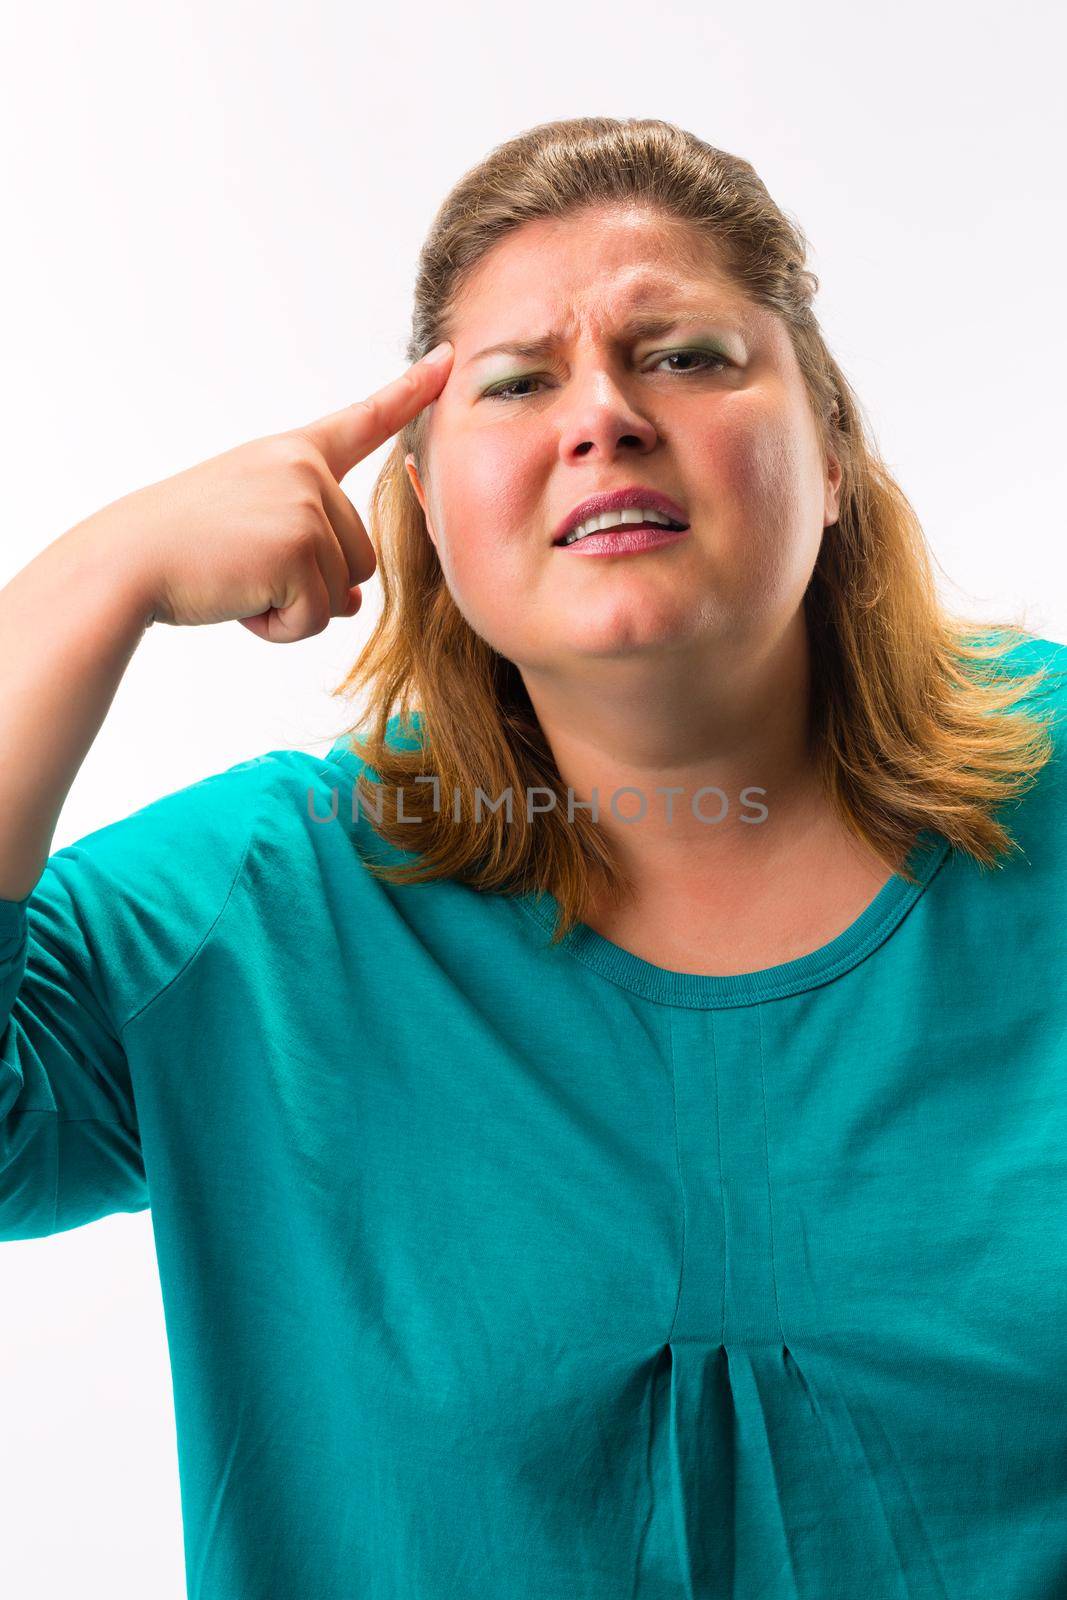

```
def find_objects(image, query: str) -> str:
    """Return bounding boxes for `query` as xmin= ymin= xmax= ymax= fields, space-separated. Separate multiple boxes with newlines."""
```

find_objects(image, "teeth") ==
xmin=562 ymin=507 xmax=676 ymax=546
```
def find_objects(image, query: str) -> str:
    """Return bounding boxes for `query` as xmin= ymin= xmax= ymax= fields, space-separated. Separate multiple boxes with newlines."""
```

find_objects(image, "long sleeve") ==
xmin=0 ymin=755 xmax=265 ymax=1242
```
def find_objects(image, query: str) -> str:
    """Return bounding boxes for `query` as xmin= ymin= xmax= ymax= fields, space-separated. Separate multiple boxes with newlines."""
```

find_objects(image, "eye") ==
xmin=481 ymin=348 xmax=731 ymax=402
xmin=483 ymin=374 xmax=545 ymax=402
xmin=654 ymin=349 xmax=731 ymax=376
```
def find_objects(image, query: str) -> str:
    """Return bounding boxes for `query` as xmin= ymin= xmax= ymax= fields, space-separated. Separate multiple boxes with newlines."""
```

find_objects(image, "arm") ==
xmin=0 ymin=514 xmax=155 ymax=903
xmin=0 ymin=748 xmax=262 ymax=1242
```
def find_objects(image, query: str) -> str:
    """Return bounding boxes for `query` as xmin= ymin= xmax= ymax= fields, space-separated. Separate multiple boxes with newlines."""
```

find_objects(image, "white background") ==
xmin=2 ymin=0 xmax=1065 ymax=1592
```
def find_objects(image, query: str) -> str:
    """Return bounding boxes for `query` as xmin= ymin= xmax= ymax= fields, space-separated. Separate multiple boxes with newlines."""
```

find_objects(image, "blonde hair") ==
xmin=329 ymin=115 xmax=1061 ymax=945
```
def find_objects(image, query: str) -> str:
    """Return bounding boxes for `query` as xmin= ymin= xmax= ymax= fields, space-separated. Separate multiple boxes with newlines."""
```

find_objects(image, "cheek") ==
xmin=466 ymin=430 xmax=544 ymax=537
xmin=693 ymin=395 xmax=823 ymax=608
xmin=699 ymin=395 xmax=807 ymax=522
xmin=436 ymin=431 xmax=545 ymax=578
xmin=428 ymin=447 xmax=544 ymax=638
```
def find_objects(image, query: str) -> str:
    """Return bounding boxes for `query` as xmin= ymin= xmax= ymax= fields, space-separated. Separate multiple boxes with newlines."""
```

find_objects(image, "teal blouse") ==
xmin=2 ymin=633 xmax=1066 ymax=1599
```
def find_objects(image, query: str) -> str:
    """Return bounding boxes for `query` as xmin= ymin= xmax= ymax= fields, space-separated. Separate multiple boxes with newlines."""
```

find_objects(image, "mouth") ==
xmin=553 ymin=521 xmax=691 ymax=556
xmin=552 ymin=487 xmax=690 ymax=546
xmin=554 ymin=514 xmax=690 ymax=549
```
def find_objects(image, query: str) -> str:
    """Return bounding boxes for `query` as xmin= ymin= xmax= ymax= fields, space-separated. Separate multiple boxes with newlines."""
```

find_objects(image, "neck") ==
xmin=518 ymin=612 xmax=824 ymax=890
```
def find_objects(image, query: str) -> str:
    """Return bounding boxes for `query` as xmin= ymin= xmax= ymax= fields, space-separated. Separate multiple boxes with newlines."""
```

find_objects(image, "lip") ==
xmin=552 ymin=486 xmax=690 ymax=545
xmin=554 ymin=523 xmax=690 ymax=557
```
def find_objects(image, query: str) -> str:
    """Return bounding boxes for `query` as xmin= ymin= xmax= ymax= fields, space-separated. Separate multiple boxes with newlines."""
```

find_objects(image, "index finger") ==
xmin=300 ymin=341 xmax=454 ymax=483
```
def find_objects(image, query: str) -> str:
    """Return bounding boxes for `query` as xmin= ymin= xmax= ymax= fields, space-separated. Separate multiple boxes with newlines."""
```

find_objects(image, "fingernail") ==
xmin=422 ymin=340 xmax=453 ymax=365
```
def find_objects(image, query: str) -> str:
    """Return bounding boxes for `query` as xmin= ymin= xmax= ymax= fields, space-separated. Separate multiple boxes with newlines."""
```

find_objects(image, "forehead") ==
xmin=448 ymin=206 xmax=756 ymax=339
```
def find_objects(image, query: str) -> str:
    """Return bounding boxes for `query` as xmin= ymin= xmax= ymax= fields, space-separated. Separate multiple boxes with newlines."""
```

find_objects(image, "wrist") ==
xmin=57 ymin=506 xmax=163 ymax=633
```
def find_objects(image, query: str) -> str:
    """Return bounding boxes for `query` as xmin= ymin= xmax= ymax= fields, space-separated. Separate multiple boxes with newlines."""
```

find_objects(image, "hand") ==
xmin=80 ymin=342 xmax=453 ymax=641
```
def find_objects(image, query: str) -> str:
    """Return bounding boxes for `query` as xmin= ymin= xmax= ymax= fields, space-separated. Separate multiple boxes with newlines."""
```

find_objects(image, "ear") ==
xmin=404 ymin=453 xmax=440 ymax=553
xmin=824 ymin=447 xmax=843 ymax=527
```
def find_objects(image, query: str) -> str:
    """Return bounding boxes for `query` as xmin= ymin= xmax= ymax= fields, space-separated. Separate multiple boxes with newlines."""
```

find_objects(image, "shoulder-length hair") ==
xmin=328 ymin=115 xmax=1061 ymax=946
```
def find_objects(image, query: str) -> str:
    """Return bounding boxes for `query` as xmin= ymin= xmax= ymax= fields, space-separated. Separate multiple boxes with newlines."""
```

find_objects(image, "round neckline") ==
xmin=511 ymin=828 xmax=951 ymax=1009
xmin=321 ymin=728 xmax=952 ymax=1010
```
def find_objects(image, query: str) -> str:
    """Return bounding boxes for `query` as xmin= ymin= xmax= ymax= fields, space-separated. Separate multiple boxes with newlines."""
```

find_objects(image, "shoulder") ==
xmin=1 ymin=750 xmax=320 ymax=1040
xmin=43 ymin=731 xmax=398 ymax=873
xmin=1001 ymin=631 xmax=1067 ymax=760
xmin=5 ymin=721 xmax=433 ymax=1041
xmin=978 ymin=633 xmax=1067 ymax=866
xmin=996 ymin=630 xmax=1067 ymax=694
xmin=42 ymin=750 xmax=297 ymax=902
xmin=44 ymin=710 xmax=427 ymax=919
xmin=13 ymin=753 xmax=296 ymax=969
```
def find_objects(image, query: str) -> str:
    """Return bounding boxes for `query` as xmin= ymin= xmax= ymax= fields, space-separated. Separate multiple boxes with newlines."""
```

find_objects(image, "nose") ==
xmin=556 ymin=368 xmax=659 ymax=460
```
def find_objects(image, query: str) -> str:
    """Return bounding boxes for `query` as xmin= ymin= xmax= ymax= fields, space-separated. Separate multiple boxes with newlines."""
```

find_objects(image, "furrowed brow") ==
xmin=465 ymin=309 xmax=743 ymax=367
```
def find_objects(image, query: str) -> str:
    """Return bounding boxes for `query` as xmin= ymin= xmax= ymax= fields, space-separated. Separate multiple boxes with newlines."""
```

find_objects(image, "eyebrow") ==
xmin=464 ymin=309 xmax=748 ymax=368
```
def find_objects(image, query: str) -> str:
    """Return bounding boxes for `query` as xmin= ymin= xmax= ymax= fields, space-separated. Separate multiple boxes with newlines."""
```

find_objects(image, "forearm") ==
xmin=0 ymin=516 xmax=155 ymax=902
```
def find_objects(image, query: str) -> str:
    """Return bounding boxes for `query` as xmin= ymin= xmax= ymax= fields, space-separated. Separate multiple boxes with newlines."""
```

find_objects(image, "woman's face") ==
xmin=405 ymin=204 xmax=841 ymax=676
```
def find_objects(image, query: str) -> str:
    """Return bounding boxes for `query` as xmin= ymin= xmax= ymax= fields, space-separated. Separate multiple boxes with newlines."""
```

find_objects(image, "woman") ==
xmin=2 ymin=116 xmax=1065 ymax=1599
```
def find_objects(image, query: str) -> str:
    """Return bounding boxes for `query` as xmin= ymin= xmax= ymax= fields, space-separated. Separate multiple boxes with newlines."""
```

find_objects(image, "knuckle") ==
xmin=277 ymin=431 xmax=322 ymax=480
xmin=349 ymin=395 xmax=381 ymax=428
xmin=285 ymin=524 xmax=322 ymax=566
xmin=274 ymin=431 xmax=314 ymax=468
xmin=293 ymin=487 xmax=326 ymax=520
xmin=281 ymin=494 xmax=327 ymax=543
xmin=278 ymin=521 xmax=319 ymax=572
xmin=309 ymin=595 xmax=332 ymax=635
